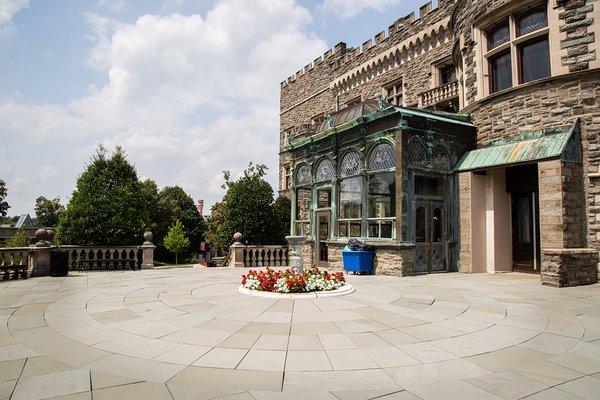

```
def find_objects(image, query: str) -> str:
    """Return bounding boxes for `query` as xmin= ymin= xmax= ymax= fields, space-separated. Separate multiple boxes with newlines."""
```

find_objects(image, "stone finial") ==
xmin=45 ymin=229 xmax=55 ymax=244
xmin=233 ymin=232 xmax=244 ymax=245
xmin=143 ymin=231 xmax=153 ymax=245
xmin=35 ymin=229 xmax=49 ymax=247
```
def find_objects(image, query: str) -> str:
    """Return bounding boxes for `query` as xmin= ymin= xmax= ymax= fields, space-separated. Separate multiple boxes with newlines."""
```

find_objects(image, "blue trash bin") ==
xmin=342 ymin=245 xmax=374 ymax=274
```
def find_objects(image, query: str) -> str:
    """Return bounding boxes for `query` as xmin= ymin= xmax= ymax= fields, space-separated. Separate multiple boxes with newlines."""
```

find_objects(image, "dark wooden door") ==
xmin=511 ymin=193 xmax=539 ymax=271
xmin=413 ymin=200 xmax=447 ymax=274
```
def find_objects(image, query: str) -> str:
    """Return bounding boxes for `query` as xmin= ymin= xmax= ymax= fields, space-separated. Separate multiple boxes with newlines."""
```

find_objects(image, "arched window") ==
xmin=407 ymin=139 xmax=428 ymax=167
xmin=315 ymin=158 xmax=335 ymax=182
xmin=431 ymin=143 xmax=451 ymax=171
xmin=339 ymin=151 xmax=363 ymax=177
xmin=295 ymin=164 xmax=312 ymax=185
xmin=368 ymin=143 xmax=395 ymax=171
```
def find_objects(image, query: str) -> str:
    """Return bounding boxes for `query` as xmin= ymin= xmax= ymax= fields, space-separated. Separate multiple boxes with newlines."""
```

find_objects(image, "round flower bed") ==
xmin=241 ymin=267 xmax=346 ymax=293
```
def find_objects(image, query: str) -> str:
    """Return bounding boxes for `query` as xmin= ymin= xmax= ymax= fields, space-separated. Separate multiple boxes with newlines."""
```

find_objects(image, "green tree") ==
xmin=5 ymin=228 xmax=29 ymax=247
xmin=35 ymin=196 xmax=65 ymax=227
xmin=163 ymin=220 xmax=190 ymax=265
xmin=57 ymin=146 xmax=149 ymax=245
xmin=140 ymin=179 xmax=169 ymax=239
xmin=158 ymin=186 xmax=206 ymax=253
xmin=272 ymin=195 xmax=291 ymax=244
xmin=214 ymin=163 xmax=283 ymax=251
xmin=0 ymin=180 xmax=9 ymax=218
xmin=205 ymin=201 xmax=226 ymax=255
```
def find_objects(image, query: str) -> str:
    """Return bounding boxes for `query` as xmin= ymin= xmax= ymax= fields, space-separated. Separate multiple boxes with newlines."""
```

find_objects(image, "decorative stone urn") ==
xmin=34 ymin=229 xmax=49 ymax=247
xmin=286 ymin=236 xmax=307 ymax=273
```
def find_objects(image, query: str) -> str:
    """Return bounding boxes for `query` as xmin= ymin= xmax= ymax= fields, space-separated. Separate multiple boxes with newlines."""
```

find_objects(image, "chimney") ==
xmin=196 ymin=199 xmax=204 ymax=216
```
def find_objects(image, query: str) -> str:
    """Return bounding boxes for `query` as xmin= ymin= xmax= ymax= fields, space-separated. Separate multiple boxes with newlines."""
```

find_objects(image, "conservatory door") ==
xmin=413 ymin=200 xmax=447 ymax=274
xmin=316 ymin=211 xmax=330 ymax=268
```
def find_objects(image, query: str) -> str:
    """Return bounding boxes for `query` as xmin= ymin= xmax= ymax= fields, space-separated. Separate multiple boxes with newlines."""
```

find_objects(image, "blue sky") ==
xmin=1 ymin=0 xmax=432 ymax=216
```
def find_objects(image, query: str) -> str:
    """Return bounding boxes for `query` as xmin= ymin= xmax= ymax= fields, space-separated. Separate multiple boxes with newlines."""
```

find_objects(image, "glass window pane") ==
xmin=368 ymin=221 xmax=379 ymax=238
xmin=518 ymin=10 xmax=547 ymax=36
xmin=432 ymin=207 xmax=442 ymax=242
xmin=415 ymin=176 xmax=443 ymax=197
xmin=368 ymin=143 xmax=395 ymax=171
xmin=441 ymin=65 xmax=456 ymax=84
xmin=339 ymin=151 xmax=363 ymax=177
xmin=416 ymin=207 xmax=426 ymax=242
xmin=491 ymin=50 xmax=512 ymax=93
xmin=368 ymin=172 xmax=396 ymax=218
xmin=296 ymin=188 xmax=312 ymax=220
xmin=381 ymin=221 xmax=393 ymax=239
xmin=519 ymin=37 xmax=550 ymax=83
xmin=488 ymin=22 xmax=510 ymax=49
xmin=315 ymin=158 xmax=335 ymax=182
xmin=317 ymin=189 xmax=331 ymax=208
xmin=339 ymin=222 xmax=348 ymax=237
xmin=350 ymin=222 xmax=362 ymax=237
xmin=339 ymin=177 xmax=363 ymax=219
xmin=296 ymin=164 xmax=312 ymax=185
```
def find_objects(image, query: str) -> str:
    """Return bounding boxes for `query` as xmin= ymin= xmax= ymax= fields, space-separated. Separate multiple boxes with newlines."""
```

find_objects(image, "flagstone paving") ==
xmin=1 ymin=268 xmax=600 ymax=399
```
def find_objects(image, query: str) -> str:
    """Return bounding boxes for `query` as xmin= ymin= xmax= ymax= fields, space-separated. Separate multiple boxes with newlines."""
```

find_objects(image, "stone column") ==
xmin=31 ymin=229 xmax=51 ymax=277
xmin=141 ymin=231 xmax=156 ymax=270
xmin=229 ymin=232 xmax=246 ymax=268
xmin=539 ymin=160 xmax=597 ymax=287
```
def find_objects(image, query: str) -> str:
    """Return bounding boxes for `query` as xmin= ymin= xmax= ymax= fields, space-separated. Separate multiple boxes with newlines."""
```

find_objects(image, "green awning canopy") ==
xmin=456 ymin=121 xmax=581 ymax=172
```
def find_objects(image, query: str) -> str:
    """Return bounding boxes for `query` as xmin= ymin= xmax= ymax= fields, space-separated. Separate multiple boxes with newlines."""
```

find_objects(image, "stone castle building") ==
xmin=279 ymin=0 xmax=600 ymax=287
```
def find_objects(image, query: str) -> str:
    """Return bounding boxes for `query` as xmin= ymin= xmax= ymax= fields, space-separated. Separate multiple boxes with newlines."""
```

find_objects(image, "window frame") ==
xmin=383 ymin=78 xmax=404 ymax=106
xmin=478 ymin=2 xmax=550 ymax=95
xmin=366 ymin=142 xmax=397 ymax=240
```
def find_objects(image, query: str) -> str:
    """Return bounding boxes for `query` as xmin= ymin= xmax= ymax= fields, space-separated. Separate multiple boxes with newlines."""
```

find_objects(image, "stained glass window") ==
xmin=315 ymin=158 xmax=335 ymax=182
xmin=407 ymin=139 xmax=428 ymax=167
xmin=339 ymin=151 xmax=363 ymax=177
xmin=431 ymin=144 xmax=451 ymax=171
xmin=295 ymin=164 xmax=312 ymax=185
xmin=518 ymin=9 xmax=547 ymax=37
xmin=368 ymin=172 xmax=395 ymax=218
xmin=368 ymin=143 xmax=395 ymax=171
xmin=488 ymin=21 xmax=510 ymax=49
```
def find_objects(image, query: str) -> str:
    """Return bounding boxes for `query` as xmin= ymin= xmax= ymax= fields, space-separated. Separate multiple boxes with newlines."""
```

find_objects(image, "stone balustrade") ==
xmin=0 ymin=247 xmax=31 ymax=279
xmin=418 ymin=80 xmax=459 ymax=108
xmin=227 ymin=233 xmax=289 ymax=268
xmin=0 ymin=229 xmax=155 ymax=279
xmin=62 ymin=246 xmax=141 ymax=271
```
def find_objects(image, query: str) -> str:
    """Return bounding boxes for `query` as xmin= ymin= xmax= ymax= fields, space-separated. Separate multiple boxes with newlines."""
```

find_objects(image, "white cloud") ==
xmin=1 ymin=0 xmax=327 ymax=214
xmin=321 ymin=0 xmax=400 ymax=19
xmin=38 ymin=166 xmax=58 ymax=178
xmin=0 ymin=0 xmax=28 ymax=25
xmin=96 ymin=0 xmax=128 ymax=14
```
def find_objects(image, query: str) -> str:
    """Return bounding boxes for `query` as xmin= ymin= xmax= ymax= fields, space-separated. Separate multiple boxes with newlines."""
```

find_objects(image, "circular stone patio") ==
xmin=2 ymin=268 xmax=600 ymax=400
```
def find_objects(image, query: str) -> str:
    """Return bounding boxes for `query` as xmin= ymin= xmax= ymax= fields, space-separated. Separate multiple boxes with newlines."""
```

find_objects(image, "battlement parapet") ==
xmin=280 ymin=0 xmax=453 ymax=88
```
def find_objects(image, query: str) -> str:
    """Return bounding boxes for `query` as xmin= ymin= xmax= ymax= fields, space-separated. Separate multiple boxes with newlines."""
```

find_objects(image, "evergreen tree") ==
xmin=0 ymin=180 xmax=9 ymax=219
xmin=5 ymin=228 xmax=29 ymax=247
xmin=272 ymin=195 xmax=291 ymax=244
xmin=57 ymin=146 xmax=149 ymax=245
xmin=164 ymin=220 xmax=189 ymax=265
xmin=35 ymin=196 xmax=65 ymax=227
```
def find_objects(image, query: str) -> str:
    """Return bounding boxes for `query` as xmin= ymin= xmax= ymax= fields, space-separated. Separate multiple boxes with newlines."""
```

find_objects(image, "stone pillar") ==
xmin=141 ymin=231 xmax=156 ymax=270
xmin=31 ymin=229 xmax=51 ymax=277
xmin=286 ymin=236 xmax=307 ymax=273
xmin=458 ymin=171 xmax=487 ymax=273
xmin=539 ymin=160 xmax=597 ymax=287
xmin=229 ymin=232 xmax=246 ymax=268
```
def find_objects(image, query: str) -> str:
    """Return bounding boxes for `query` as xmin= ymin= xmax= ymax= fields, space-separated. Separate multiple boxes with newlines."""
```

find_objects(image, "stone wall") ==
xmin=458 ymin=172 xmax=472 ymax=273
xmin=452 ymin=0 xmax=599 ymax=107
xmin=464 ymin=71 xmax=600 ymax=247
xmin=541 ymin=248 xmax=598 ymax=287
xmin=558 ymin=0 xmax=598 ymax=73
xmin=279 ymin=0 xmax=458 ymax=193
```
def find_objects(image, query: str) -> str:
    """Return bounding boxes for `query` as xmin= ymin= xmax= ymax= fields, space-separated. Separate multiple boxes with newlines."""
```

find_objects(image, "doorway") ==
xmin=316 ymin=211 xmax=330 ymax=268
xmin=412 ymin=175 xmax=448 ymax=274
xmin=506 ymin=165 xmax=540 ymax=272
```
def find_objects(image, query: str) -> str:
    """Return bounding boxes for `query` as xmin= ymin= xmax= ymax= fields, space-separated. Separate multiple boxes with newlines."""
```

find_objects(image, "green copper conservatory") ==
xmin=285 ymin=99 xmax=476 ymax=274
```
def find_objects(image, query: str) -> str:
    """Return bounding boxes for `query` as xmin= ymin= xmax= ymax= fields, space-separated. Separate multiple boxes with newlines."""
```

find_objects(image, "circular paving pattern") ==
xmin=2 ymin=268 xmax=600 ymax=399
